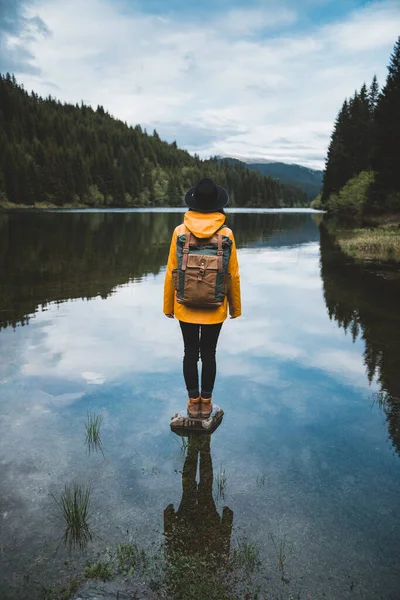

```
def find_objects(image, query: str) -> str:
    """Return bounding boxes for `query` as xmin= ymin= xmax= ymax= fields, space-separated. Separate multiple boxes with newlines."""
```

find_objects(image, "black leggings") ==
xmin=179 ymin=322 xmax=223 ymax=399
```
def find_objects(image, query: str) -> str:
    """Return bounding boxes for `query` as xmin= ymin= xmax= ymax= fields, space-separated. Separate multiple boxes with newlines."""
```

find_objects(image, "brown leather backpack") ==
xmin=172 ymin=229 xmax=232 ymax=308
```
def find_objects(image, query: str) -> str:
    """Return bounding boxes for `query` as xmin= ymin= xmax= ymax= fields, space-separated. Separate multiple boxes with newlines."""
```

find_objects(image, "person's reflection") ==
xmin=164 ymin=434 xmax=233 ymax=564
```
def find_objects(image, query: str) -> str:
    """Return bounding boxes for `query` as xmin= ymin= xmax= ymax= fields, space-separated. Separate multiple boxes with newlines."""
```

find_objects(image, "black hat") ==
xmin=184 ymin=178 xmax=229 ymax=212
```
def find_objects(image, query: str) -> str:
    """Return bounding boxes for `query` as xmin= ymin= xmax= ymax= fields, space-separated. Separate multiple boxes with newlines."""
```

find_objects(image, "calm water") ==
xmin=0 ymin=210 xmax=399 ymax=599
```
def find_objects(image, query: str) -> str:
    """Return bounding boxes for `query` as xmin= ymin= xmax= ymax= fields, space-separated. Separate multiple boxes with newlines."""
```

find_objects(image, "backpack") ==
xmin=172 ymin=228 xmax=232 ymax=308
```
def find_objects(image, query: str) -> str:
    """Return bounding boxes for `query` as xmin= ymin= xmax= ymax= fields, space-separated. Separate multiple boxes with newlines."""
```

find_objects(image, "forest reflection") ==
xmin=0 ymin=210 xmax=318 ymax=330
xmin=319 ymin=225 xmax=400 ymax=455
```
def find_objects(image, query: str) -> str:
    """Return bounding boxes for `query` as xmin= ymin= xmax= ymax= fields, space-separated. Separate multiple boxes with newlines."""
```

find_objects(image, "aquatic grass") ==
xmin=336 ymin=224 xmax=400 ymax=263
xmin=85 ymin=559 xmax=113 ymax=581
xmin=256 ymin=474 xmax=266 ymax=488
xmin=39 ymin=578 xmax=81 ymax=600
xmin=162 ymin=548 xmax=252 ymax=600
xmin=163 ymin=540 xmax=264 ymax=600
xmin=173 ymin=435 xmax=190 ymax=456
xmin=269 ymin=533 xmax=293 ymax=582
xmin=51 ymin=484 xmax=93 ymax=551
xmin=371 ymin=391 xmax=388 ymax=412
xmin=214 ymin=463 xmax=227 ymax=502
xmin=85 ymin=411 xmax=104 ymax=456
xmin=116 ymin=543 xmax=150 ymax=575
xmin=48 ymin=538 xmax=308 ymax=600
xmin=231 ymin=539 xmax=261 ymax=574
xmin=116 ymin=543 xmax=141 ymax=573
xmin=371 ymin=391 xmax=400 ymax=416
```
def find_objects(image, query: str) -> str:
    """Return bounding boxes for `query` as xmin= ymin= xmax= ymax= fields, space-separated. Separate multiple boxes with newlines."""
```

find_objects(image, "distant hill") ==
xmin=247 ymin=162 xmax=323 ymax=200
xmin=218 ymin=156 xmax=323 ymax=201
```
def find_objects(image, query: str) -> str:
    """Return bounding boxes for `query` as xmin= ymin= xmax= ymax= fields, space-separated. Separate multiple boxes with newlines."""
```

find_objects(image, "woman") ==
xmin=163 ymin=177 xmax=241 ymax=418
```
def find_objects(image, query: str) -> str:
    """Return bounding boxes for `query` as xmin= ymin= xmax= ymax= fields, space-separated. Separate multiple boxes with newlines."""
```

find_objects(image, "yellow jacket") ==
xmin=163 ymin=211 xmax=241 ymax=324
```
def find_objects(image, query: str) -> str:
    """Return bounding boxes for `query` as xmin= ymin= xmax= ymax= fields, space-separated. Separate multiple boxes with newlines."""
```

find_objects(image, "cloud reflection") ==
xmin=13 ymin=243 xmax=374 ymax=394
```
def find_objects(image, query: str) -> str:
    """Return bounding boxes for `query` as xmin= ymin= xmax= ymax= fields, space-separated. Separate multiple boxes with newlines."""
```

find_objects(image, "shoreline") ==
xmin=0 ymin=203 xmax=323 ymax=213
xmin=324 ymin=216 xmax=400 ymax=265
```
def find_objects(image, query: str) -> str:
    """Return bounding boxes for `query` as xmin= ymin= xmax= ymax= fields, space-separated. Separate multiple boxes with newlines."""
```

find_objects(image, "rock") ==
xmin=170 ymin=404 xmax=224 ymax=435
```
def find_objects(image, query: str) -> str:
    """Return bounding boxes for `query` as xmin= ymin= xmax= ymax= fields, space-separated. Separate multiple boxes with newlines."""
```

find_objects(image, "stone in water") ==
xmin=170 ymin=404 xmax=224 ymax=435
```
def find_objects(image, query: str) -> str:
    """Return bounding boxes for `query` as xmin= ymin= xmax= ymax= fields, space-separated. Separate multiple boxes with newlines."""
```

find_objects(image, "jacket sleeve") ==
xmin=163 ymin=229 xmax=178 ymax=314
xmin=227 ymin=233 xmax=242 ymax=318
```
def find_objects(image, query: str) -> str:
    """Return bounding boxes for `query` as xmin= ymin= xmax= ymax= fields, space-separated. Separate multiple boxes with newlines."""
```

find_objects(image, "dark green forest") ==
xmin=0 ymin=74 xmax=308 ymax=209
xmin=319 ymin=37 xmax=400 ymax=215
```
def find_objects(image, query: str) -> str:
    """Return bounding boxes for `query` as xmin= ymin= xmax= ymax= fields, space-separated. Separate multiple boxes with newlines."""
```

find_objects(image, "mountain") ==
xmin=247 ymin=162 xmax=323 ymax=200
xmin=0 ymin=73 xmax=309 ymax=210
xmin=218 ymin=156 xmax=323 ymax=201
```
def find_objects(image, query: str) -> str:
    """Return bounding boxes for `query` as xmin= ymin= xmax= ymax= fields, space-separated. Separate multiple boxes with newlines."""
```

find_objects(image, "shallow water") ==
xmin=0 ymin=210 xmax=399 ymax=599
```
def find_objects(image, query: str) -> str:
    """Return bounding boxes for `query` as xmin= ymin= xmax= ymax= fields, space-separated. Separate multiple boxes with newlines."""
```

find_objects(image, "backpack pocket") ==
xmin=172 ymin=268 xmax=179 ymax=291
xmin=179 ymin=253 xmax=222 ymax=307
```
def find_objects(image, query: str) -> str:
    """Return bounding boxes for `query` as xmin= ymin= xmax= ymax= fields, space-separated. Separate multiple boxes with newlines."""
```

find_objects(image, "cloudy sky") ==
xmin=1 ymin=0 xmax=399 ymax=168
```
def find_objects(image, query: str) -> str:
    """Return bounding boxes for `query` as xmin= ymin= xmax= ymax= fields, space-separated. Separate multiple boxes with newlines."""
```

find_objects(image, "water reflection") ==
xmin=319 ymin=224 xmax=400 ymax=454
xmin=1 ymin=210 xmax=400 ymax=599
xmin=0 ymin=210 xmax=319 ymax=330
xmin=163 ymin=432 xmax=243 ymax=600
xmin=164 ymin=434 xmax=233 ymax=562
xmin=0 ymin=211 xmax=180 ymax=330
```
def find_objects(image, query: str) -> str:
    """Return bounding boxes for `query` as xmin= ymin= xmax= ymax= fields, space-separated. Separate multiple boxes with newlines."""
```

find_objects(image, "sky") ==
xmin=1 ymin=0 xmax=399 ymax=169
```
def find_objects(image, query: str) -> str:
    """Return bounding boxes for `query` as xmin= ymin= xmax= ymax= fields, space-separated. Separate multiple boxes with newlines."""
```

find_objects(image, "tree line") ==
xmin=317 ymin=37 xmax=400 ymax=215
xmin=0 ymin=74 xmax=308 ymax=209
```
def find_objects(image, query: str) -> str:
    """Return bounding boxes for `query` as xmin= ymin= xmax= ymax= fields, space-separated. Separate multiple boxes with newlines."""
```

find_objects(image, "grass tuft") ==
xmin=116 ymin=543 xmax=150 ymax=574
xmin=85 ymin=411 xmax=104 ymax=456
xmin=231 ymin=539 xmax=261 ymax=574
xmin=85 ymin=559 xmax=113 ymax=581
xmin=269 ymin=532 xmax=293 ymax=582
xmin=52 ymin=484 xmax=93 ymax=551
xmin=39 ymin=578 xmax=81 ymax=600
xmin=214 ymin=463 xmax=227 ymax=502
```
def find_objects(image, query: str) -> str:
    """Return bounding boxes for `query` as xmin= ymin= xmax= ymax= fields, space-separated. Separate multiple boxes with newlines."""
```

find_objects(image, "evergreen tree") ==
xmin=321 ymin=100 xmax=352 ymax=202
xmin=348 ymin=84 xmax=370 ymax=175
xmin=368 ymin=37 xmax=400 ymax=212
xmin=368 ymin=75 xmax=379 ymax=111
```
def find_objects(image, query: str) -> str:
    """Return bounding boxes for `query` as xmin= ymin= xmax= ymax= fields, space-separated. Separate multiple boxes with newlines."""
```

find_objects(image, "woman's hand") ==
xmin=165 ymin=313 xmax=174 ymax=319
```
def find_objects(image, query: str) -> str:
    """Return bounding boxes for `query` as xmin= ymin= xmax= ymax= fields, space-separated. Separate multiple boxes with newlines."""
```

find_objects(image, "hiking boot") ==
xmin=200 ymin=397 xmax=212 ymax=418
xmin=187 ymin=396 xmax=201 ymax=418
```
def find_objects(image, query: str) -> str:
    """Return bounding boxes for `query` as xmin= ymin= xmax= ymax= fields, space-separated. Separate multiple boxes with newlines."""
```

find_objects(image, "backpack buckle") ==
xmin=198 ymin=261 xmax=205 ymax=281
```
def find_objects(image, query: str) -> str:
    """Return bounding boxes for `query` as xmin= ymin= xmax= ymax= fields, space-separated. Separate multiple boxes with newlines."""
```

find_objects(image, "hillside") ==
xmin=218 ymin=156 xmax=322 ymax=200
xmin=0 ymin=74 xmax=308 ymax=209
xmin=247 ymin=162 xmax=323 ymax=200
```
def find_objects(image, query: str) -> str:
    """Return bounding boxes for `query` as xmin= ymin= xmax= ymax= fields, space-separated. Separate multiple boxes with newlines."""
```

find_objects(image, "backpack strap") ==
xmin=217 ymin=235 xmax=223 ymax=273
xmin=182 ymin=230 xmax=191 ymax=271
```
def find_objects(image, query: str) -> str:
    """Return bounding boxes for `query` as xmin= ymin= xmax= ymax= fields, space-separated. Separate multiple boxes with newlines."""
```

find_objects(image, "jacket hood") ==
xmin=183 ymin=211 xmax=226 ymax=239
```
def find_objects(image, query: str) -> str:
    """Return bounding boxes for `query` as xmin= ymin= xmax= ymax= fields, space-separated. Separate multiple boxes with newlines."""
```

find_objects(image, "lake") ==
xmin=0 ymin=209 xmax=399 ymax=600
